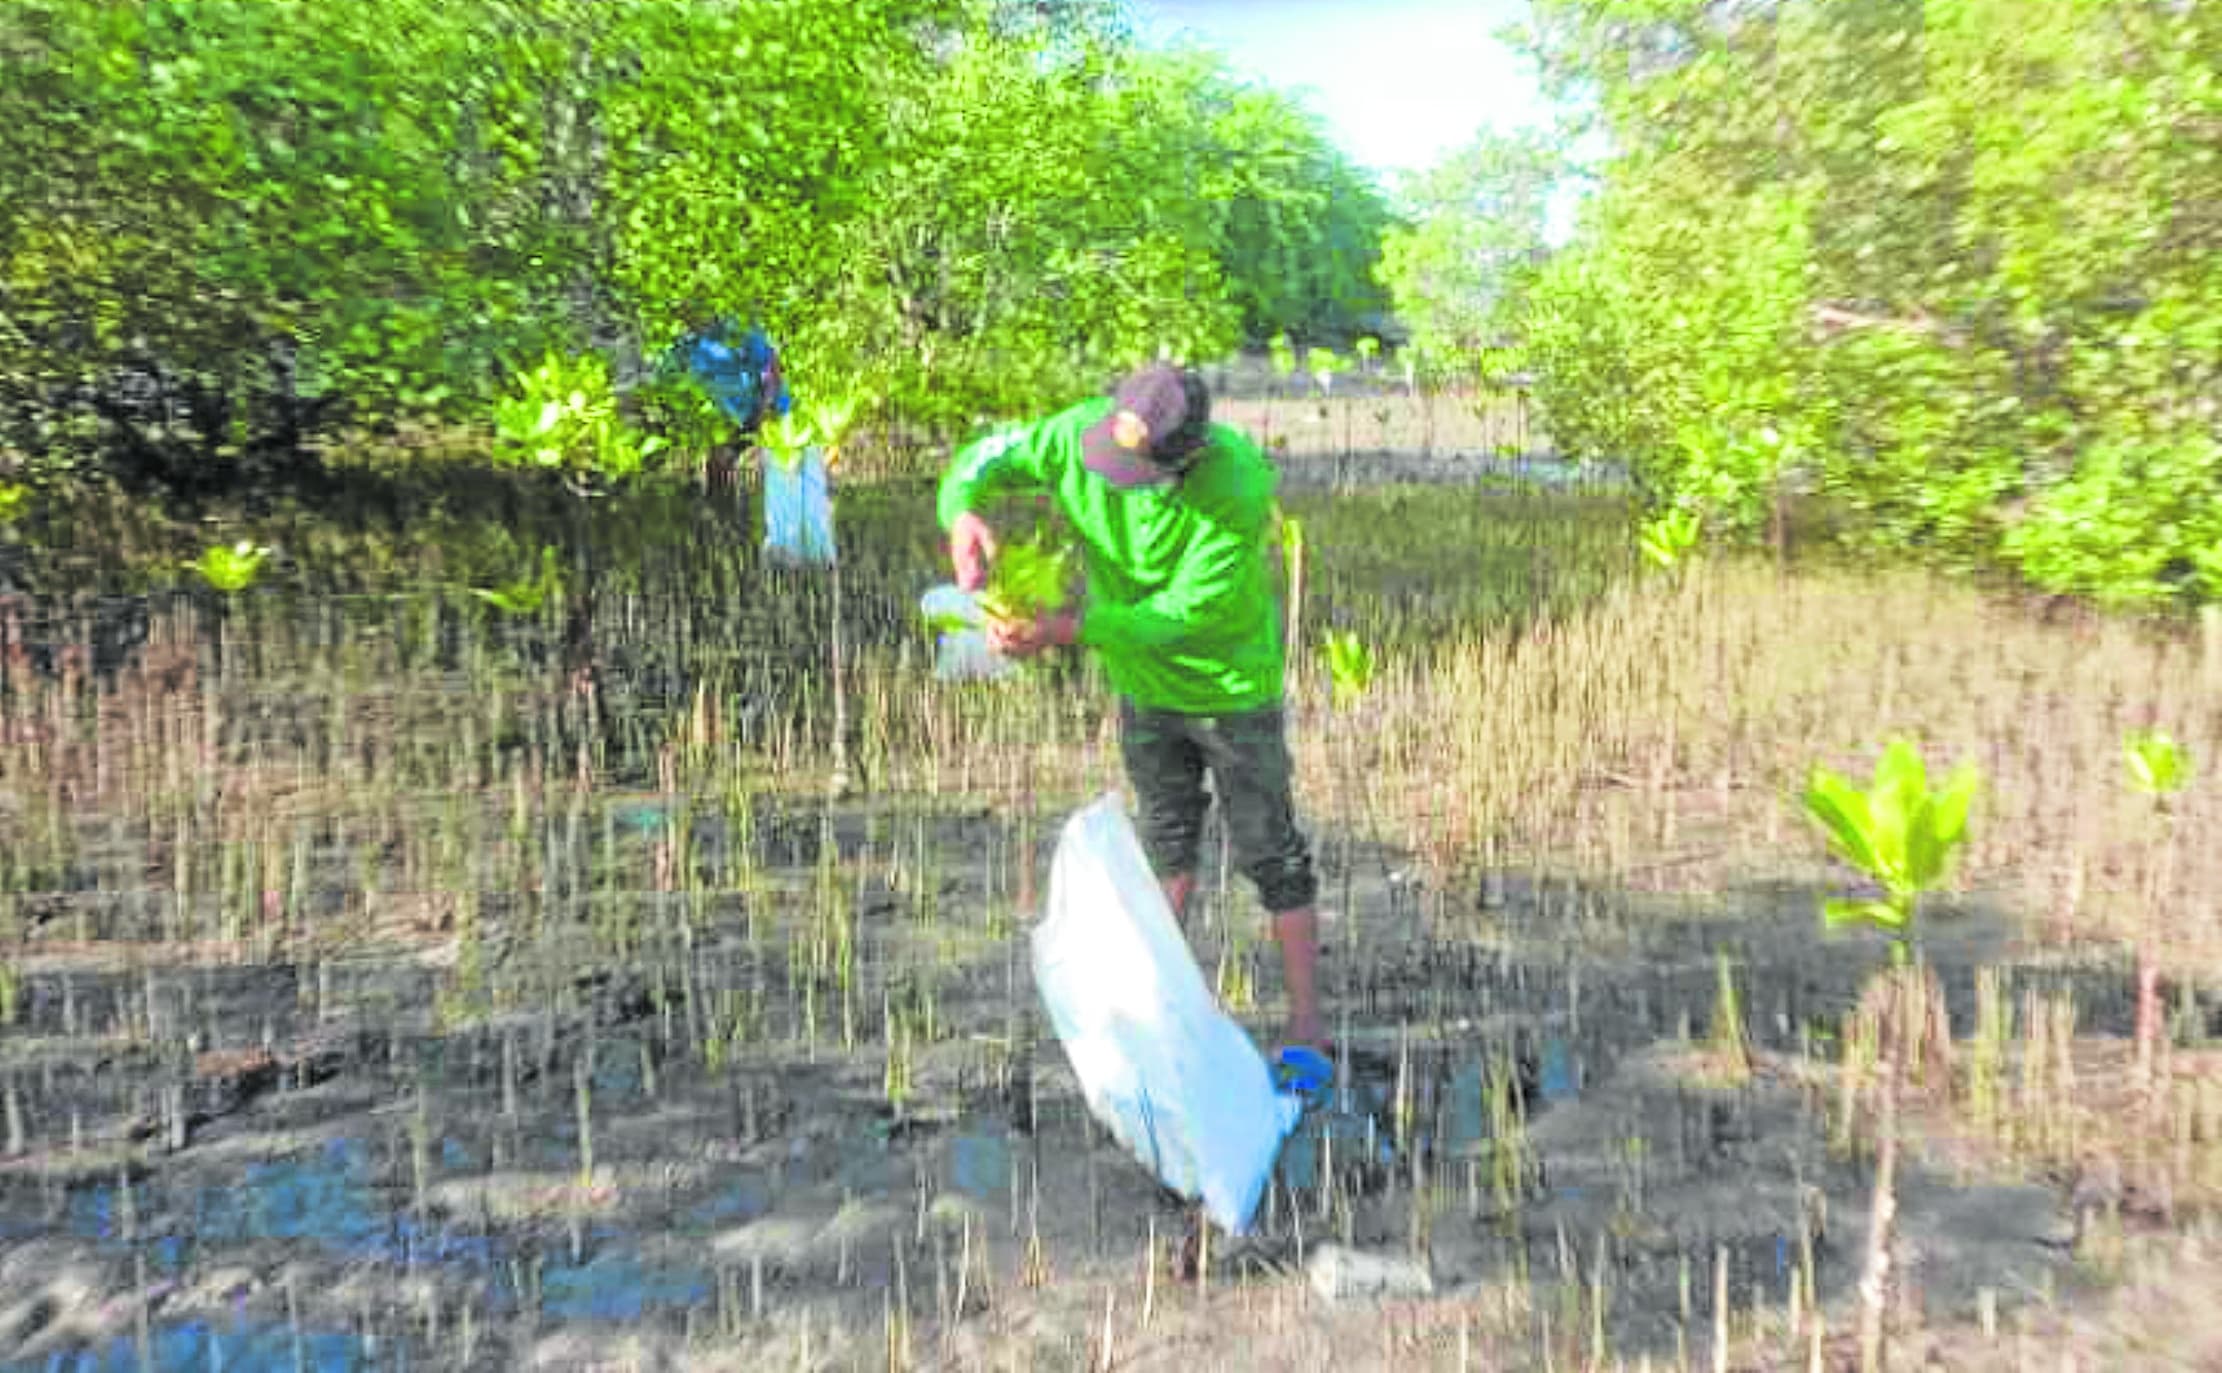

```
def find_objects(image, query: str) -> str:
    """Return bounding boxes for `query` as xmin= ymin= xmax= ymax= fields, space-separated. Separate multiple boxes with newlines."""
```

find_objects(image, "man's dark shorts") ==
xmin=1117 ymin=697 xmax=1319 ymax=914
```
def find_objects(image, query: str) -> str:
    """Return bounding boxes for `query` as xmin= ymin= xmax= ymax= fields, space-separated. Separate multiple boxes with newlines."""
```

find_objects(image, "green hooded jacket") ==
xmin=937 ymin=396 xmax=1286 ymax=716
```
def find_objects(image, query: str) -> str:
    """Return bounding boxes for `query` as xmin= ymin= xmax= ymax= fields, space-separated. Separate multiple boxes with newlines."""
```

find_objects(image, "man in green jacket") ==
xmin=938 ymin=364 xmax=1326 ymax=1057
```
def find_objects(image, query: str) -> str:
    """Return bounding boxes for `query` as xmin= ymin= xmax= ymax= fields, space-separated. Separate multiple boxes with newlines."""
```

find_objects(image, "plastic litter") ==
xmin=1030 ymin=792 xmax=1303 ymax=1235
xmin=762 ymin=446 xmax=836 ymax=567
xmin=919 ymin=584 xmax=1017 ymax=682
xmin=1272 ymin=1044 xmax=1335 ymax=1102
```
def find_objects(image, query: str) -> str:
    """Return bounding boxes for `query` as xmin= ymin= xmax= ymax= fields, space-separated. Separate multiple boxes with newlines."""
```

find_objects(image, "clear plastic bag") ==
xmin=919 ymin=584 xmax=1018 ymax=682
xmin=762 ymin=447 xmax=836 ymax=567
xmin=1030 ymin=792 xmax=1303 ymax=1235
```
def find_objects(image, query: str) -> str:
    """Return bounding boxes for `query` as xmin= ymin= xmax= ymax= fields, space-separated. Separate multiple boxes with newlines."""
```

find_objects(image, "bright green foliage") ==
xmin=2124 ymin=730 xmax=2188 ymax=800
xmin=1324 ymin=630 xmax=1376 ymax=707
xmin=1802 ymin=738 xmax=1980 ymax=960
xmin=1637 ymin=507 xmax=1700 ymax=571
xmin=756 ymin=413 xmax=820 ymax=477
xmin=804 ymin=393 xmax=865 ymax=470
xmin=0 ymin=0 xmax=569 ymax=466
xmin=978 ymin=529 xmax=1075 ymax=624
xmin=1375 ymin=127 xmax=1561 ymax=367
xmin=0 ymin=484 xmax=26 ymax=525
xmin=0 ymin=0 xmax=1390 ymax=480
xmin=1306 ymin=348 xmax=1342 ymax=395
xmin=472 ymin=546 xmax=563 ymax=616
xmin=491 ymin=351 xmax=665 ymax=487
xmin=1502 ymin=0 xmax=2222 ymax=604
xmin=190 ymin=541 xmax=270 ymax=594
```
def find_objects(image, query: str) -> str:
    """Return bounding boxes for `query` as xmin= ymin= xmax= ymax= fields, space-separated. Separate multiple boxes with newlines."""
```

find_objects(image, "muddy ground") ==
xmin=0 ymin=451 xmax=2213 ymax=1371
xmin=0 ymin=786 xmax=2183 ymax=1372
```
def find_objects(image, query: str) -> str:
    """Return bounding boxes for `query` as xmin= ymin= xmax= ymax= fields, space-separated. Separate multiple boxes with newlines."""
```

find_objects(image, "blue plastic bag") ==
xmin=763 ymin=447 xmax=837 ymax=567
xmin=676 ymin=320 xmax=789 ymax=434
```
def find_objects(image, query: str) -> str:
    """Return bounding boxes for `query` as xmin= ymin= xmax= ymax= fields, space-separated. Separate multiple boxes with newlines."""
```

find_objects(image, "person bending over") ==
xmin=937 ymin=363 xmax=1327 ymax=1056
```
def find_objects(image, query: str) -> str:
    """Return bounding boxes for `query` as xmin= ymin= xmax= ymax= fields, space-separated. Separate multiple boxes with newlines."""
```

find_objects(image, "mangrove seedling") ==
xmin=757 ymin=411 xmax=819 ymax=473
xmin=1323 ymin=630 xmax=1376 ymax=708
xmin=2125 ymin=729 xmax=2189 ymax=1097
xmin=1268 ymin=333 xmax=1298 ymax=390
xmin=190 ymin=540 xmax=271 ymax=594
xmin=1306 ymin=347 xmax=1341 ymax=399
xmin=2125 ymin=729 xmax=2187 ymax=800
xmin=1322 ymin=629 xmax=1380 ymax=936
xmin=1802 ymin=736 xmax=1979 ymax=963
xmin=1637 ymin=507 xmax=1701 ymax=573
xmin=804 ymin=392 xmax=864 ymax=471
xmin=492 ymin=348 xmax=666 ymax=490
xmin=977 ymin=528 xmax=1075 ymax=627
xmin=1277 ymin=508 xmax=1307 ymax=670
xmin=1799 ymin=735 xmax=1978 ymax=1373
xmin=473 ymin=546 xmax=563 ymax=617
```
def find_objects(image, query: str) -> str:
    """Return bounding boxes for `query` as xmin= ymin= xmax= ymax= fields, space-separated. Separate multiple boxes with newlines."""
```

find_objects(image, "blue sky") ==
xmin=1129 ymin=0 xmax=1555 ymax=183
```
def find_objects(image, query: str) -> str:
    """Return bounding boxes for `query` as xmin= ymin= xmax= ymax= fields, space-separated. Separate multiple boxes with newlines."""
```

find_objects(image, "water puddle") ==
xmin=44 ymin=1135 xmax=718 ymax=1327
xmin=948 ymin=1130 xmax=1011 ymax=1203
xmin=2 ymin=1318 xmax=373 ymax=1373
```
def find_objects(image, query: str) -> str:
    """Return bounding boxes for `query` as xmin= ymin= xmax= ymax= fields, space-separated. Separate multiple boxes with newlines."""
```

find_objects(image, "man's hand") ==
xmin=987 ymin=609 xmax=1079 ymax=660
xmin=949 ymin=511 xmax=998 ymax=593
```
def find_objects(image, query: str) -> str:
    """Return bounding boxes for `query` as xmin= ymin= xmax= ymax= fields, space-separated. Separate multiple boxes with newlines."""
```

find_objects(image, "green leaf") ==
xmin=978 ymin=529 xmax=1074 ymax=623
xmin=2125 ymin=730 xmax=2187 ymax=796
xmin=1801 ymin=768 xmax=1883 ymax=880
xmin=1823 ymin=898 xmax=1906 ymax=933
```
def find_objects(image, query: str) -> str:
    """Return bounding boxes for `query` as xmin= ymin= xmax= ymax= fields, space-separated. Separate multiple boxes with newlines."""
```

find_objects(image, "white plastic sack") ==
xmin=919 ymin=584 xmax=1018 ymax=682
xmin=1031 ymin=792 xmax=1303 ymax=1235
xmin=762 ymin=446 xmax=837 ymax=567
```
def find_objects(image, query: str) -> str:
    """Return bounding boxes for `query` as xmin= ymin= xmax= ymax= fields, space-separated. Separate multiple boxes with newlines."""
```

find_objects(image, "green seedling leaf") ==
xmin=759 ymin=411 xmax=819 ymax=472
xmin=1324 ymin=629 xmax=1376 ymax=706
xmin=189 ymin=540 xmax=269 ymax=593
xmin=1803 ymin=739 xmax=1981 ymax=954
xmin=2125 ymin=729 xmax=2187 ymax=797
xmin=1906 ymin=763 xmax=1979 ymax=890
xmin=1824 ymin=898 xmax=1906 ymax=933
xmin=1638 ymin=506 xmax=1701 ymax=570
xmin=1802 ymin=767 xmax=1884 ymax=882
xmin=978 ymin=530 xmax=1074 ymax=624
xmin=472 ymin=545 xmax=562 ymax=616
xmin=0 ymin=482 xmax=27 ymax=523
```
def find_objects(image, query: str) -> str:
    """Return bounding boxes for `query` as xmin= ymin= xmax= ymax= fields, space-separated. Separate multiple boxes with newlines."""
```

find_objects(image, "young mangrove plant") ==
xmin=1805 ymin=738 xmax=1978 ymax=961
xmin=190 ymin=540 xmax=271 ymax=594
xmin=1276 ymin=507 xmax=1306 ymax=673
xmin=2125 ymin=728 xmax=2189 ymax=1101
xmin=1637 ymin=507 xmax=1701 ymax=575
xmin=1800 ymin=735 xmax=1979 ymax=1373
xmin=1324 ymin=629 xmax=1376 ymax=708
xmin=494 ymin=349 xmax=666 ymax=490
xmin=1321 ymin=628 xmax=1380 ymax=945
xmin=975 ymin=526 xmax=1075 ymax=627
xmin=471 ymin=546 xmax=564 ymax=617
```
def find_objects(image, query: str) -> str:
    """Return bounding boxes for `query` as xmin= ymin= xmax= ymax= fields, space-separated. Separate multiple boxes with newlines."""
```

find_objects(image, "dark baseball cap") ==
xmin=1081 ymin=364 xmax=1211 ymax=488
